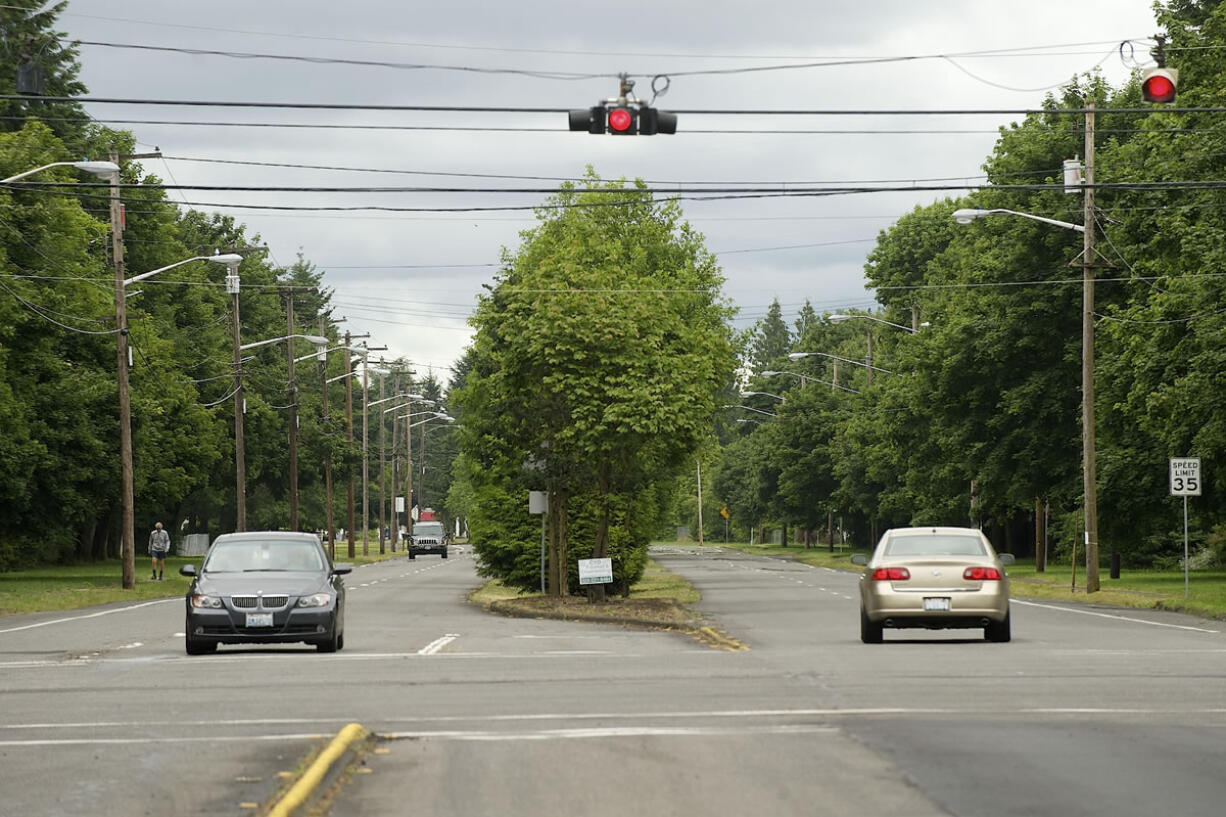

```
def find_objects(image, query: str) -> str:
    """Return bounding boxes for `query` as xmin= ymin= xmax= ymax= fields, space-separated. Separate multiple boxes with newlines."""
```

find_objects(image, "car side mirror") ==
xmin=998 ymin=553 xmax=1015 ymax=566
xmin=179 ymin=565 xmax=197 ymax=577
xmin=332 ymin=564 xmax=353 ymax=576
xmin=850 ymin=554 xmax=868 ymax=566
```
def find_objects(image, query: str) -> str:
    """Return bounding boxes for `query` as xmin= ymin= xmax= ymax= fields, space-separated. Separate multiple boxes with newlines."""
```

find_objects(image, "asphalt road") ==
xmin=1 ymin=545 xmax=1224 ymax=816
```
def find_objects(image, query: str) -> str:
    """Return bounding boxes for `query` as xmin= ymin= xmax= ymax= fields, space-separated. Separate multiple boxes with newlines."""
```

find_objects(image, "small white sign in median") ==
xmin=1169 ymin=458 xmax=1202 ymax=496
xmin=578 ymin=558 xmax=613 ymax=586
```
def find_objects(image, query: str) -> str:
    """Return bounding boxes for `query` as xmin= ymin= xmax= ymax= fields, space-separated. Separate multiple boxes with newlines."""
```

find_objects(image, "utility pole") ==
xmin=390 ymin=370 xmax=400 ymax=549
xmin=405 ymin=405 xmax=414 ymax=537
xmin=377 ymin=371 xmax=386 ymax=554
xmin=319 ymin=317 xmax=335 ymax=558
xmin=109 ymin=147 xmax=135 ymax=589
xmin=229 ymin=268 xmax=245 ymax=531
xmin=285 ymin=291 xmax=299 ymax=530
xmin=696 ymin=460 xmax=703 ymax=546
xmin=357 ymin=346 xmax=385 ymax=555
xmin=1082 ymin=101 xmax=1101 ymax=593
xmin=344 ymin=331 xmax=355 ymax=559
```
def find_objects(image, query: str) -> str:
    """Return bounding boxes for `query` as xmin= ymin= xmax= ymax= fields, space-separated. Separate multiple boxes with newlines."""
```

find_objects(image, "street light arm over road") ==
xmin=952 ymin=207 xmax=1085 ymax=233
xmin=829 ymin=314 xmax=927 ymax=333
xmin=123 ymin=253 xmax=243 ymax=287
xmin=241 ymin=333 xmax=328 ymax=352
xmin=1 ymin=160 xmax=119 ymax=183
xmin=788 ymin=351 xmax=895 ymax=375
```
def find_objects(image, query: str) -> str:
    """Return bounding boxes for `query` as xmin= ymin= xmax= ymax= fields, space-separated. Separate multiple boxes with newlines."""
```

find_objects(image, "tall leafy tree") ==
xmin=457 ymin=171 xmax=736 ymax=596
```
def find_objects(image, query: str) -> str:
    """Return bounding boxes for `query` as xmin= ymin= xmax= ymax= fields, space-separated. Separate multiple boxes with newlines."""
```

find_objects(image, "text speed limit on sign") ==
xmin=1169 ymin=458 xmax=1202 ymax=496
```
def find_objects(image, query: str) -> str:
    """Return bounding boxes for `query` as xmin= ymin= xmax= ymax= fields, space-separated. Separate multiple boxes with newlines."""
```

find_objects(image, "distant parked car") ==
xmin=851 ymin=526 xmax=1013 ymax=644
xmin=408 ymin=521 xmax=449 ymax=560
xmin=179 ymin=531 xmax=350 ymax=655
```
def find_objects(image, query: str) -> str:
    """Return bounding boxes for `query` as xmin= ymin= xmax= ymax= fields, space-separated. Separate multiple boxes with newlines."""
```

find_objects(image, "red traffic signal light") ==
xmin=1141 ymin=67 xmax=1178 ymax=104
xmin=607 ymin=105 xmax=637 ymax=134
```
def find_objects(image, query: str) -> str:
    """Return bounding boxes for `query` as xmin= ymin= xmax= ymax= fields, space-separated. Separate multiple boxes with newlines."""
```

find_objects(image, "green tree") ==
xmin=456 ymin=171 xmax=737 ymax=597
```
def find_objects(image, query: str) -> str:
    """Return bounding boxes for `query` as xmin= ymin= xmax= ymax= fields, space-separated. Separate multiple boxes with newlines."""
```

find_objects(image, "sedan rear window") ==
xmin=883 ymin=535 xmax=987 ymax=557
xmin=204 ymin=541 xmax=324 ymax=572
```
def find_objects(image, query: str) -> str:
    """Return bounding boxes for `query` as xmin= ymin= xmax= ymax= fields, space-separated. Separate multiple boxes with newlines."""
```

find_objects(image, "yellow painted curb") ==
xmin=267 ymin=722 xmax=369 ymax=817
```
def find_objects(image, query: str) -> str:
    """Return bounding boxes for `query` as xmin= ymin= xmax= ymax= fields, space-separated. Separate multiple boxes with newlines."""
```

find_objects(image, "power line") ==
xmin=12 ymin=94 xmax=1226 ymax=117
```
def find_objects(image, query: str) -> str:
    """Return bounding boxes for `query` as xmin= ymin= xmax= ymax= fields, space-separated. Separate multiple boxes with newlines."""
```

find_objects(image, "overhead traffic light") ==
xmin=568 ymin=103 xmax=676 ymax=136
xmin=1141 ymin=66 xmax=1178 ymax=104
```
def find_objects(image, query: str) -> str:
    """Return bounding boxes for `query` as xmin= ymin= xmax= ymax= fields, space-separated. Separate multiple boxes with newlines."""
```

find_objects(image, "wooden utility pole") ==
xmin=109 ymin=148 xmax=135 ymax=589
xmin=378 ymin=372 xmax=386 ymax=554
xmin=230 ymin=270 xmax=245 ymax=531
xmin=285 ymin=292 xmax=299 ymax=530
xmin=696 ymin=460 xmax=703 ymax=546
xmin=344 ymin=331 xmax=355 ymax=558
xmin=1082 ymin=101 xmax=1101 ymax=593
xmin=320 ymin=318 xmax=335 ymax=558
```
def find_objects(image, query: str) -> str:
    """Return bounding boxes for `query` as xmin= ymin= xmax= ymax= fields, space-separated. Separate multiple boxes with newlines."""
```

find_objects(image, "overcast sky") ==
xmin=50 ymin=0 xmax=1162 ymax=380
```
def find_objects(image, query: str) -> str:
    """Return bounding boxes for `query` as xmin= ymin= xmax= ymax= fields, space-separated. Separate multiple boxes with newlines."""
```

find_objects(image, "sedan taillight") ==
xmin=871 ymin=567 xmax=911 ymax=581
xmin=963 ymin=567 xmax=1003 ymax=580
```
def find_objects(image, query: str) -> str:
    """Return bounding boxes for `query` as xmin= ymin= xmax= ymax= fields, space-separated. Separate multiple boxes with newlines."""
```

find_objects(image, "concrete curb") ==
xmin=267 ymin=722 xmax=369 ymax=817
xmin=484 ymin=598 xmax=748 ymax=650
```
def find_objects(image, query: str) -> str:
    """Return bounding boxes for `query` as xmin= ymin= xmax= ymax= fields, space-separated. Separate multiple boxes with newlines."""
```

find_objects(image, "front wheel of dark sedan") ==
xmin=985 ymin=609 xmax=1012 ymax=643
xmin=185 ymin=628 xmax=216 ymax=656
xmin=317 ymin=623 xmax=341 ymax=653
xmin=860 ymin=606 xmax=884 ymax=644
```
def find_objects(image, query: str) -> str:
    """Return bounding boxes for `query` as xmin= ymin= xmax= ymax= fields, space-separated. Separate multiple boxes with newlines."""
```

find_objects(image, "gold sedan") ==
xmin=851 ymin=526 xmax=1014 ymax=643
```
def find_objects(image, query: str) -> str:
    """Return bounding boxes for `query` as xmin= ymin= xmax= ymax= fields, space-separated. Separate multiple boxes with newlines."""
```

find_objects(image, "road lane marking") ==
xmin=0 ymin=599 xmax=177 ymax=634
xmin=1012 ymin=599 xmax=1221 ymax=633
xmin=418 ymin=633 xmax=460 ymax=655
xmin=381 ymin=724 xmax=839 ymax=742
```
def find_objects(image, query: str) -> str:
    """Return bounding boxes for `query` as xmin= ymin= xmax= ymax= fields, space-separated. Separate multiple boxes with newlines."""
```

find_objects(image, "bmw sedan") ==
xmin=851 ymin=526 xmax=1013 ymax=643
xmin=179 ymin=531 xmax=351 ymax=655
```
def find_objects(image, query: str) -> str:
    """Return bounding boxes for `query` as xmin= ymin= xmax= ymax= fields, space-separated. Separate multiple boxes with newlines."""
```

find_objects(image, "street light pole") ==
xmin=1082 ymin=101 xmax=1101 ymax=593
xmin=109 ymin=149 xmax=134 ymax=588
xmin=950 ymin=104 xmax=1100 ymax=592
xmin=285 ymin=292 xmax=298 ymax=530
xmin=228 ymin=268 xmax=245 ymax=531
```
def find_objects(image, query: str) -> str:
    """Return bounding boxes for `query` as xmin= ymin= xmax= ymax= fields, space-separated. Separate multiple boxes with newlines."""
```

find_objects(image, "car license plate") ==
xmin=924 ymin=597 xmax=951 ymax=612
xmin=245 ymin=613 xmax=273 ymax=628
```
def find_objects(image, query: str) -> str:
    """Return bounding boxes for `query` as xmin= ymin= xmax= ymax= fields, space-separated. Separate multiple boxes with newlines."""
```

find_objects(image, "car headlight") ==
xmin=190 ymin=594 xmax=223 ymax=609
xmin=297 ymin=593 xmax=333 ymax=608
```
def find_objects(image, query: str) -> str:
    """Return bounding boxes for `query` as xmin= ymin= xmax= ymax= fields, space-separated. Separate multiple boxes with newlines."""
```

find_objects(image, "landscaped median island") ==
xmin=468 ymin=559 xmax=748 ymax=651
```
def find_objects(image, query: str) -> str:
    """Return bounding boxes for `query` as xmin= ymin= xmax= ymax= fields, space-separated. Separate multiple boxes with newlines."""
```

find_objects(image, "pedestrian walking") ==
xmin=148 ymin=522 xmax=171 ymax=580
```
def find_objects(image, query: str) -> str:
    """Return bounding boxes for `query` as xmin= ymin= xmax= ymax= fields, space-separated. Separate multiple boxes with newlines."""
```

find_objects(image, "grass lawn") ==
xmin=0 ymin=543 xmax=408 ymax=616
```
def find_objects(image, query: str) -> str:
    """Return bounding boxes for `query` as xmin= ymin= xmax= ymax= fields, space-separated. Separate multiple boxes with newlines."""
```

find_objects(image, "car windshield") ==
xmin=203 ymin=540 xmax=324 ymax=573
xmin=414 ymin=523 xmax=444 ymax=536
xmin=883 ymin=534 xmax=988 ymax=557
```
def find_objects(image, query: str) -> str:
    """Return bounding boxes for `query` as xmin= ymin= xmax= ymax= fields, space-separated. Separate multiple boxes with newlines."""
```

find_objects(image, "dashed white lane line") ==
xmin=418 ymin=633 xmax=461 ymax=655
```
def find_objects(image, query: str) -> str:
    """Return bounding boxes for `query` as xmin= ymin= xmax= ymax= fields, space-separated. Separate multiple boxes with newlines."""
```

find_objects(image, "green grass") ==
xmin=0 ymin=544 xmax=407 ymax=616
xmin=712 ymin=540 xmax=1226 ymax=620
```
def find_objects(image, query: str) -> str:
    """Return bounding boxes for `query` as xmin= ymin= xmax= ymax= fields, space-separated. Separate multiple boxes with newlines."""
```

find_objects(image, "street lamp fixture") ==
xmin=740 ymin=390 xmax=786 ymax=403
xmin=952 ymin=208 xmax=1084 ymax=233
xmin=240 ymin=333 xmax=328 ymax=352
xmin=1 ymin=159 xmax=119 ymax=183
xmin=721 ymin=404 xmax=778 ymax=418
xmin=761 ymin=370 xmax=859 ymax=394
xmin=829 ymin=313 xmax=929 ymax=333
xmin=787 ymin=351 xmax=894 ymax=375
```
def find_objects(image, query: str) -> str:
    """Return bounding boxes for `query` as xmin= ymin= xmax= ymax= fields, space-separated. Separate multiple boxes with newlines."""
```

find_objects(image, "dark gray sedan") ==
xmin=179 ymin=531 xmax=351 ymax=655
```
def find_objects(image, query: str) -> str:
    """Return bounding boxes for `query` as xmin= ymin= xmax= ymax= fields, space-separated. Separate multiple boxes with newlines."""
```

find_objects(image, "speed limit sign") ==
xmin=1170 ymin=458 xmax=1202 ymax=496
